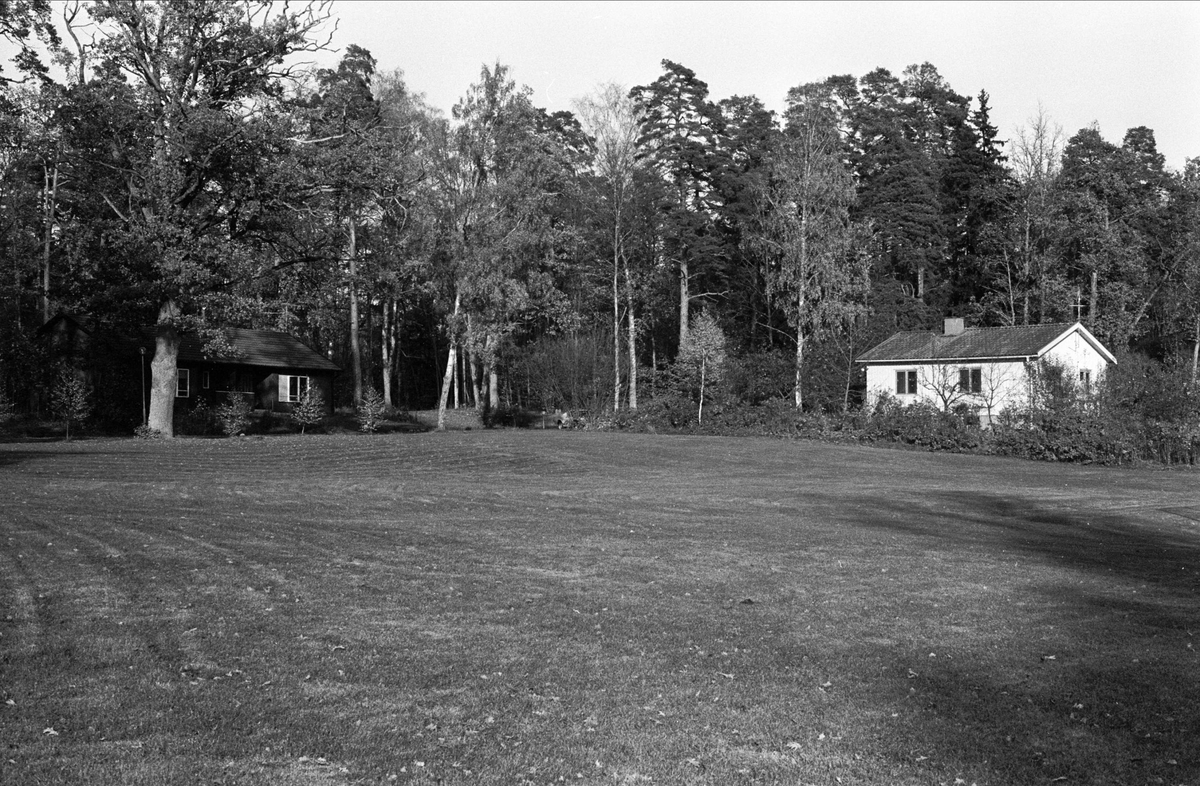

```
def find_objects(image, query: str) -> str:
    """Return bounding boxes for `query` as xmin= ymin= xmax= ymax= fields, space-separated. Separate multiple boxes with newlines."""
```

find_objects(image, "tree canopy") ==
xmin=1 ymin=3 xmax=1196 ymax=433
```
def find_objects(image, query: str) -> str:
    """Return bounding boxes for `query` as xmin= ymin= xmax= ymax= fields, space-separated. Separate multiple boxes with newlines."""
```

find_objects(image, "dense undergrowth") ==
xmin=577 ymin=393 xmax=1199 ymax=467
xmin=568 ymin=355 xmax=1200 ymax=468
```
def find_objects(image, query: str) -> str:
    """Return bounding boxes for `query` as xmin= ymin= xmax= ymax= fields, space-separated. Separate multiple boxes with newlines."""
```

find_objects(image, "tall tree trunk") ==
xmin=470 ymin=348 xmax=483 ymax=410
xmin=380 ymin=299 xmax=394 ymax=408
xmin=451 ymin=344 xmax=459 ymax=409
xmin=435 ymin=291 xmax=461 ymax=431
xmin=794 ymin=210 xmax=809 ymax=410
xmin=486 ymin=332 xmax=500 ymax=412
xmin=679 ymin=255 xmax=690 ymax=348
xmin=625 ymin=259 xmax=637 ymax=410
xmin=613 ymin=237 xmax=621 ymax=412
xmin=347 ymin=220 xmax=363 ymax=406
xmin=1089 ymin=269 xmax=1099 ymax=329
xmin=1192 ymin=315 xmax=1199 ymax=384
xmin=41 ymin=159 xmax=60 ymax=324
xmin=147 ymin=300 xmax=181 ymax=437
xmin=794 ymin=329 xmax=805 ymax=411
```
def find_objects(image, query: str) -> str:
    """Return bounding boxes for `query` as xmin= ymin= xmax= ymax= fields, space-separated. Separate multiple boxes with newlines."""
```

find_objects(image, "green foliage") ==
xmin=179 ymin=398 xmax=216 ymax=436
xmin=215 ymin=393 xmax=253 ymax=437
xmin=292 ymin=386 xmax=326 ymax=434
xmin=357 ymin=387 xmax=388 ymax=433
xmin=50 ymin=367 xmax=92 ymax=440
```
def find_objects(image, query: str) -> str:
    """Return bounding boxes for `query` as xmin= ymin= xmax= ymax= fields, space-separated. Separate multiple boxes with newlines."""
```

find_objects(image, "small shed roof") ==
xmin=856 ymin=322 xmax=1116 ymax=365
xmin=176 ymin=328 xmax=340 ymax=372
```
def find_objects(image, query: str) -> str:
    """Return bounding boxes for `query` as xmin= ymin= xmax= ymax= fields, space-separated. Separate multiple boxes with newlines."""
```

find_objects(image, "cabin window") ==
xmin=896 ymin=370 xmax=918 ymax=395
xmin=958 ymin=367 xmax=982 ymax=394
xmin=279 ymin=374 xmax=310 ymax=403
xmin=176 ymin=368 xmax=190 ymax=398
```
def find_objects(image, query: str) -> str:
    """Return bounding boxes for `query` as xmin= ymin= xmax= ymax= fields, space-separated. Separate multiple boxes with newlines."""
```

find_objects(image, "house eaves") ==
xmin=855 ymin=322 xmax=1113 ymax=366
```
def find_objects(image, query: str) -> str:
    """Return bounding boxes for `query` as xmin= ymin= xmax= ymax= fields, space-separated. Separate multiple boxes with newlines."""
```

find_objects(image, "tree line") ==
xmin=1 ymin=1 xmax=1197 ymax=437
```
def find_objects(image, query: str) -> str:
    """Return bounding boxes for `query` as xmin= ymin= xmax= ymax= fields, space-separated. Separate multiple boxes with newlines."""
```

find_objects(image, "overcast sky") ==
xmin=316 ymin=0 xmax=1198 ymax=170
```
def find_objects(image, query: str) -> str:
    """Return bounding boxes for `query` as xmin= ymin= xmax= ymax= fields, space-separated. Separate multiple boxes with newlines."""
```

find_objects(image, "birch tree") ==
xmin=754 ymin=99 xmax=870 ymax=409
xmin=575 ymin=83 xmax=642 ymax=410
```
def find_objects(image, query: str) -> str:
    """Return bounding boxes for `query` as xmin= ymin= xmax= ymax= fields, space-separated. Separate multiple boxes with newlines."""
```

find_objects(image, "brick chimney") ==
xmin=944 ymin=317 xmax=965 ymax=336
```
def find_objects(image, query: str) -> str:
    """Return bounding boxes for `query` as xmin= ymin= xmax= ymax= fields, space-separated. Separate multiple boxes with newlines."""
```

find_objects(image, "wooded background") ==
xmin=2 ymin=1 xmax=1196 ymax=433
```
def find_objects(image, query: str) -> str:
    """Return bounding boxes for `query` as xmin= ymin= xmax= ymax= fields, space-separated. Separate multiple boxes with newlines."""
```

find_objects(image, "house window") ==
xmin=1079 ymin=369 xmax=1092 ymax=388
xmin=896 ymin=370 xmax=918 ymax=395
xmin=202 ymin=370 xmax=211 ymax=390
xmin=279 ymin=374 xmax=310 ymax=403
xmin=176 ymin=368 xmax=190 ymax=398
xmin=959 ymin=368 xmax=982 ymax=394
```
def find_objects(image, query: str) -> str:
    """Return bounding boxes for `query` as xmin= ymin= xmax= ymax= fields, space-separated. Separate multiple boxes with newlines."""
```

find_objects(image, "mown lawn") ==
xmin=1 ymin=432 xmax=1198 ymax=785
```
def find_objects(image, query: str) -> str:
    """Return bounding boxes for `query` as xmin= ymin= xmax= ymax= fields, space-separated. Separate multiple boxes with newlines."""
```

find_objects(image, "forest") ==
xmin=1 ymin=1 xmax=1198 ymax=444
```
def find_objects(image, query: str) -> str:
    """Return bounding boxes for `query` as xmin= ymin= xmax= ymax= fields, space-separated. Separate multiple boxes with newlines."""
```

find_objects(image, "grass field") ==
xmin=1 ymin=432 xmax=1198 ymax=785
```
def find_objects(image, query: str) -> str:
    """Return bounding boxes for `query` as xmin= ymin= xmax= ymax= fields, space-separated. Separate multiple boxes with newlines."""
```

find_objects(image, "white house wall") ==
xmin=1041 ymin=331 xmax=1110 ymax=390
xmin=863 ymin=327 xmax=1113 ymax=425
xmin=865 ymin=361 xmax=1030 ymax=424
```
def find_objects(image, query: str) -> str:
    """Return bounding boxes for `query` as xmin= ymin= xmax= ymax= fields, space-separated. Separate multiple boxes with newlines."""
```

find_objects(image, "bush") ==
xmin=180 ymin=398 xmax=217 ymax=436
xmin=358 ymin=387 xmax=388 ymax=433
xmin=725 ymin=351 xmax=794 ymax=405
xmin=50 ymin=367 xmax=93 ymax=441
xmin=990 ymin=405 xmax=1136 ymax=465
xmin=293 ymin=387 xmax=326 ymax=434
xmin=482 ymin=404 xmax=535 ymax=428
xmin=0 ymin=387 xmax=13 ymax=423
xmin=860 ymin=394 xmax=982 ymax=452
xmin=215 ymin=392 xmax=253 ymax=436
xmin=134 ymin=424 xmax=163 ymax=440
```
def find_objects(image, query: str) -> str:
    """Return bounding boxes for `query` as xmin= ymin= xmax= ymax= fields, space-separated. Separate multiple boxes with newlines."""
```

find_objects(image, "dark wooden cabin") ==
xmin=39 ymin=314 xmax=340 ymax=421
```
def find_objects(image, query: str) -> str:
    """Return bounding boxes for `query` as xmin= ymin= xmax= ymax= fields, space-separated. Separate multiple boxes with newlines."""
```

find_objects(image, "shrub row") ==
xmin=590 ymin=392 xmax=1199 ymax=467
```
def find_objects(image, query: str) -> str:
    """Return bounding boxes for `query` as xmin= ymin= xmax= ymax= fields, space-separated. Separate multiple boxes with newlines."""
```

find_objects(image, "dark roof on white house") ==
xmin=176 ymin=328 xmax=340 ymax=372
xmin=857 ymin=322 xmax=1116 ymax=365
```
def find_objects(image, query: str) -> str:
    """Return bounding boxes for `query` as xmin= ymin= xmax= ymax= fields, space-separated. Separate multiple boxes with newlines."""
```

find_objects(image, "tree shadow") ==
xmin=842 ymin=488 xmax=1200 ymax=783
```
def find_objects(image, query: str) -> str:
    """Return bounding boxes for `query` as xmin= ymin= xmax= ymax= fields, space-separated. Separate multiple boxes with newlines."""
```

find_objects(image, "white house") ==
xmin=856 ymin=319 xmax=1117 ymax=425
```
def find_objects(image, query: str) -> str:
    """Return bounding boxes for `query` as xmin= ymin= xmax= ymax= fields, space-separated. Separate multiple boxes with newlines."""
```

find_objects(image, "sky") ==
xmin=313 ymin=0 xmax=1199 ymax=171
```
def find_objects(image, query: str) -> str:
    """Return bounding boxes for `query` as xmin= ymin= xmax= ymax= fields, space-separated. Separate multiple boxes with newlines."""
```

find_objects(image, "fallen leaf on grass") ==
xmin=786 ymin=741 xmax=802 ymax=749
xmin=718 ymin=672 xmax=734 ymax=679
xmin=5 ymin=699 xmax=15 ymax=706
xmin=42 ymin=727 xmax=59 ymax=736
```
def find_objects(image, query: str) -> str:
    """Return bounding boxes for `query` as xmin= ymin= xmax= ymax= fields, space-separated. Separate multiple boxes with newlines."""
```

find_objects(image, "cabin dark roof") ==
xmin=856 ymin=322 xmax=1109 ymax=364
xmin=176 ymin=328 xmax=340 ymax=372
xmin=39 ymin=314 xmax=338 ymax=372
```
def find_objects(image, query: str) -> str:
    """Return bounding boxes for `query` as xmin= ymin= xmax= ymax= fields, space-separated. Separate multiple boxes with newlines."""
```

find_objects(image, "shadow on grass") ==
xmin=0 ymin=448 xmax=97 ymax=467
xmin=848 ymin=490 xmax=1200 ymax=784
xmin=858 ymin=489 xmax=1200 ymax=595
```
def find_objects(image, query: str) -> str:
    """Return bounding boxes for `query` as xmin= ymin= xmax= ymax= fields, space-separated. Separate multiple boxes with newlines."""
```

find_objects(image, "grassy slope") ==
xmin=1 ymin=433 xmax=1197 ymax=786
